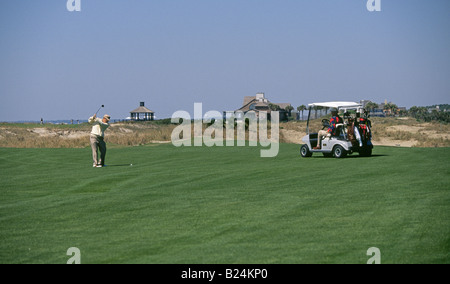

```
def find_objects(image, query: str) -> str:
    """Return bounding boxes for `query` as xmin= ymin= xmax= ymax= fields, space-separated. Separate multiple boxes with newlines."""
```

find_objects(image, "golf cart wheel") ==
xmin=333 ymin=145 xmax=347 ymax=158
xmin=300 ymin=144 xmax=312 ymax=157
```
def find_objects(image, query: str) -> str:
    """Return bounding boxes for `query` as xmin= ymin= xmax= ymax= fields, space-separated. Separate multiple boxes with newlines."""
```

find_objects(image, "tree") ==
xmin=268 ymin=103 xmax=280 ymax=111
xmin=383 ymin=103 xmax=391 ymax=116
xmin=398 ymin=109 xmax=408 ymax=117
xmin=416 ymin=107 xmax=428 ymax=120
xmin=383 ymin=103 xmax=398 ymax=116
xmin=285 ymin=105 xmax=294 ymax=117
xmin=365 ymin=102 xmax=379 ymax=112
xmin=408 ymin=106 xmax=450 ymax=123
xmin=409 ymin=106 xmax=419 ymax=118
xmin=297 ymin=105 xmax=307 ymax=120
xmin=390 ymin=103 xmax=398 ymax=116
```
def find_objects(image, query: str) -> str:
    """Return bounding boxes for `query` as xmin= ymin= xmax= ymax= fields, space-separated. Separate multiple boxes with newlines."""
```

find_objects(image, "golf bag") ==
xmin=358 ymin=118 xmax=372 ymax=142
xmin=347 ymin=116 xmax=372 ymax=147
xmin=346 ymin=118 xmax=360 ymax=147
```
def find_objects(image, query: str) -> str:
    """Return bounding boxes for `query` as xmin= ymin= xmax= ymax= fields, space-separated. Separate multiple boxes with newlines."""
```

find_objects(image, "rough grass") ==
xmin=369 ymin=117 xmax=450 ymax=147
xmin=1 ymin=117 xmax=449 ymax=148
xmin=0 ymin=122 xmax=176 ymax=148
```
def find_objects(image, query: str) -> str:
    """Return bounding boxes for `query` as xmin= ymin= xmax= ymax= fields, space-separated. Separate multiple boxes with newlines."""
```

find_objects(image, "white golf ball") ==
xmin=130 ymin=164 xmax=133 ymax=166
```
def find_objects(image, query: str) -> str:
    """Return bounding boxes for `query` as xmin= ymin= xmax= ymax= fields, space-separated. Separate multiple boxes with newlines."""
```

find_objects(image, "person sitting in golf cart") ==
xmin=314 ymin=109 xmax=342 ymax=150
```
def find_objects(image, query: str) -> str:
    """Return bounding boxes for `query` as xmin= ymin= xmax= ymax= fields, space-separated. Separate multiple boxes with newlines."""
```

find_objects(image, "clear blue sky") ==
xmin=0 ymin=0 xmax=449 ymax=121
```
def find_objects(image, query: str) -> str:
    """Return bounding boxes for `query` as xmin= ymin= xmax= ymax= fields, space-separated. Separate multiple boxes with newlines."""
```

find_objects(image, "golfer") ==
xmin=314 ymin=109 xmax=342 ymax=150
xmin=88 ymin=114 xmax=110 ymax=167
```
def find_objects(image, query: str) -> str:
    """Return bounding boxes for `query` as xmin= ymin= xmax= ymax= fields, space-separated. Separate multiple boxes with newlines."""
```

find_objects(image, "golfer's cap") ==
xmin=331 ymin=108 xmax=338 ymax=112
xmin=103 ymin=114 xmax=111 ymax=119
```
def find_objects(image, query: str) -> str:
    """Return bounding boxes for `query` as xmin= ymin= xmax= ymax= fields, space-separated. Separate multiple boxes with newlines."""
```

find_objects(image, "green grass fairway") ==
xmin=0 ymin=144 xmax=449 ymax=264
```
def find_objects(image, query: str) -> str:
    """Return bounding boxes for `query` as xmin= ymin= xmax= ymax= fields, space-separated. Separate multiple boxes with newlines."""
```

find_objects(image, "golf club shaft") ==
xmin=95 ymin=105 xmax=104 ymax=116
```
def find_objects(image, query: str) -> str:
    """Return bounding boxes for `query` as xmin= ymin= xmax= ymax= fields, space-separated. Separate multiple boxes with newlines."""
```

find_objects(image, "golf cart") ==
xmin=300 ymin=102 xmax=373 ymax=158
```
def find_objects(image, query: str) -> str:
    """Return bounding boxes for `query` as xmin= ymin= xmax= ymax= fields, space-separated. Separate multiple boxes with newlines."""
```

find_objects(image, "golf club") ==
xmin=95 ymin=105 xmax=105 ymax=116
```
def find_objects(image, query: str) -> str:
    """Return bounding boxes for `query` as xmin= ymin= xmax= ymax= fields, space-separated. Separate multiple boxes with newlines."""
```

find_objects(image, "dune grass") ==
xmin=1 ymin=117 xmax=449 ymax=148
xmin=0 ymin=144 xmax=449 ymax=264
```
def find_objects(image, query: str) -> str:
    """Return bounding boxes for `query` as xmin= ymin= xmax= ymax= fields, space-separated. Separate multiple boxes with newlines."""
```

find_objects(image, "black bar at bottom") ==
xmin=128 ymin=264 xmax=310 ymax=282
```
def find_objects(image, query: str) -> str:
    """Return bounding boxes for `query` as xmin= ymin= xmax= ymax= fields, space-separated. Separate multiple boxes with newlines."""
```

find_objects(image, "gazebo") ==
xmin=130 ymin=102 xmax=155 ymax=121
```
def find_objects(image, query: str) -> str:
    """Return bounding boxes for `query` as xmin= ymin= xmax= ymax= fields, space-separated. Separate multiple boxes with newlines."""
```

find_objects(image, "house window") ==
xmin=249 ymin=103 xmax=256 ymax=110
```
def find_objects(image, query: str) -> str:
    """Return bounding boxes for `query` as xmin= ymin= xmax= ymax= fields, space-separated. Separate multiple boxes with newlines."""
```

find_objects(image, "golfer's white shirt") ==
xmin=88 ymin=117 xmax=110 ymax=137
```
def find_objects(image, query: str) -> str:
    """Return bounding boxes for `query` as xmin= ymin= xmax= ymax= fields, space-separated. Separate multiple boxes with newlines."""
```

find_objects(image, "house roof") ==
xmin=130 ymin=106 xmax=154 ymax=113
xmin=237 ymin=97 xmax=292 ymax=112
xmin=243 ymin=96 xmax=256 ymax=106
xmin=254 ymin=102 xmax=268 ymax=107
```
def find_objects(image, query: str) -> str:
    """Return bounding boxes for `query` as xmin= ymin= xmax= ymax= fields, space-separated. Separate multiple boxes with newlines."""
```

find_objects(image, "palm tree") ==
xmin=297 ymin=105 xmax=307 ymax=120
xmin=268 ymin=103 xmax=281 ymax=111
xmin=409 ymin=106 xmax=419 ymax=118
xmin=390 ymin=103 xmax=398 ymax=116
xmin=365 ymin=102 xmax=379 ymax=112
xmin=399 ymin=109 xmax=407 ymax=117
xmin=383 ymin=103 xmax=392 ymax=116
xmin=411 ymin=106 xmax=428 ymax=121
xmin=285 ymin=105 xmax=294 ymax=117
xmin=383 ymin=103 xmax=398 ymax=117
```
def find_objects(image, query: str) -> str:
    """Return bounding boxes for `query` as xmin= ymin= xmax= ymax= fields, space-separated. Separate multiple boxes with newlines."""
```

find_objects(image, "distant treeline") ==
xmin=425 ymin=104 xmax=450 ymax=111
xmin=409 ymin=105 xmax=450 ymax=123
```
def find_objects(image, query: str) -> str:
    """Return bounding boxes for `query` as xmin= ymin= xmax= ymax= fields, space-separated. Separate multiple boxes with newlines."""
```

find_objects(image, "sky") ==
xmin=0 ymin=0 xmax=449 ymax=121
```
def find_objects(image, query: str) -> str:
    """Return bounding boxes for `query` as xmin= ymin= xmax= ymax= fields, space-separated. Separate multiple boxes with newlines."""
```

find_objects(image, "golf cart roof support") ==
xmin=306 ymin=106 xmax=312 ymax=135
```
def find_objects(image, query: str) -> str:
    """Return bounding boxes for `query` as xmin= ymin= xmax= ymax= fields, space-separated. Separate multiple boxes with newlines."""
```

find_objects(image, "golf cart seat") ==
xmin=333 ymin=123 xmax=344 ymax=135
xmin=331 ymin=124 xmax=346 ymax=139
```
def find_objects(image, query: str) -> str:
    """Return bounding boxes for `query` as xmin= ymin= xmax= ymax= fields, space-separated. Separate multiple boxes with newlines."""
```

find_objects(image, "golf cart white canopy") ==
xmin=308 ymin=101 xmax=362 ymax=109
xmin=306 ymin=101 xmax=362 ymax=134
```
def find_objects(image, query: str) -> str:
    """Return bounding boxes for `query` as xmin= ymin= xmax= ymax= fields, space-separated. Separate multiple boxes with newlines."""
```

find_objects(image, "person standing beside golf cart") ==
xmin=314 ymin=109 xmax=341 ymax=150
xmin=88 ymin=114 xmax=110 ymax=168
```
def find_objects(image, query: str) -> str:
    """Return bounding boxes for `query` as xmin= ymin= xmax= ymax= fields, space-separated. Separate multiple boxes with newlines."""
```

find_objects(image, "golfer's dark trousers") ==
xmin=90 ymin=134 xmax=106 ymax=166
